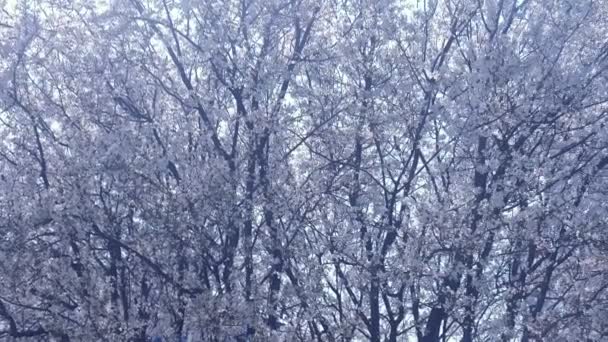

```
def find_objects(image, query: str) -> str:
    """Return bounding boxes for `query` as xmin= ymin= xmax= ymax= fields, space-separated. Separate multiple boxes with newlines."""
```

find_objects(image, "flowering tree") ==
xmin=1 ymin=0 xmax=608 ymax=341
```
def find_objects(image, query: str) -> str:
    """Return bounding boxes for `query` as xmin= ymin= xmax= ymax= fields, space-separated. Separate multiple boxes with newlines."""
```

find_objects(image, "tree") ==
xmin=1 ymin=0 xmax=608 ymax=341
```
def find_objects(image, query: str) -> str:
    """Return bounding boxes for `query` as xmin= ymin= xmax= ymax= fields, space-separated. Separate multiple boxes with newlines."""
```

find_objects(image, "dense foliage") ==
xmin=1 ymin=0 xmax=608 ymax=341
